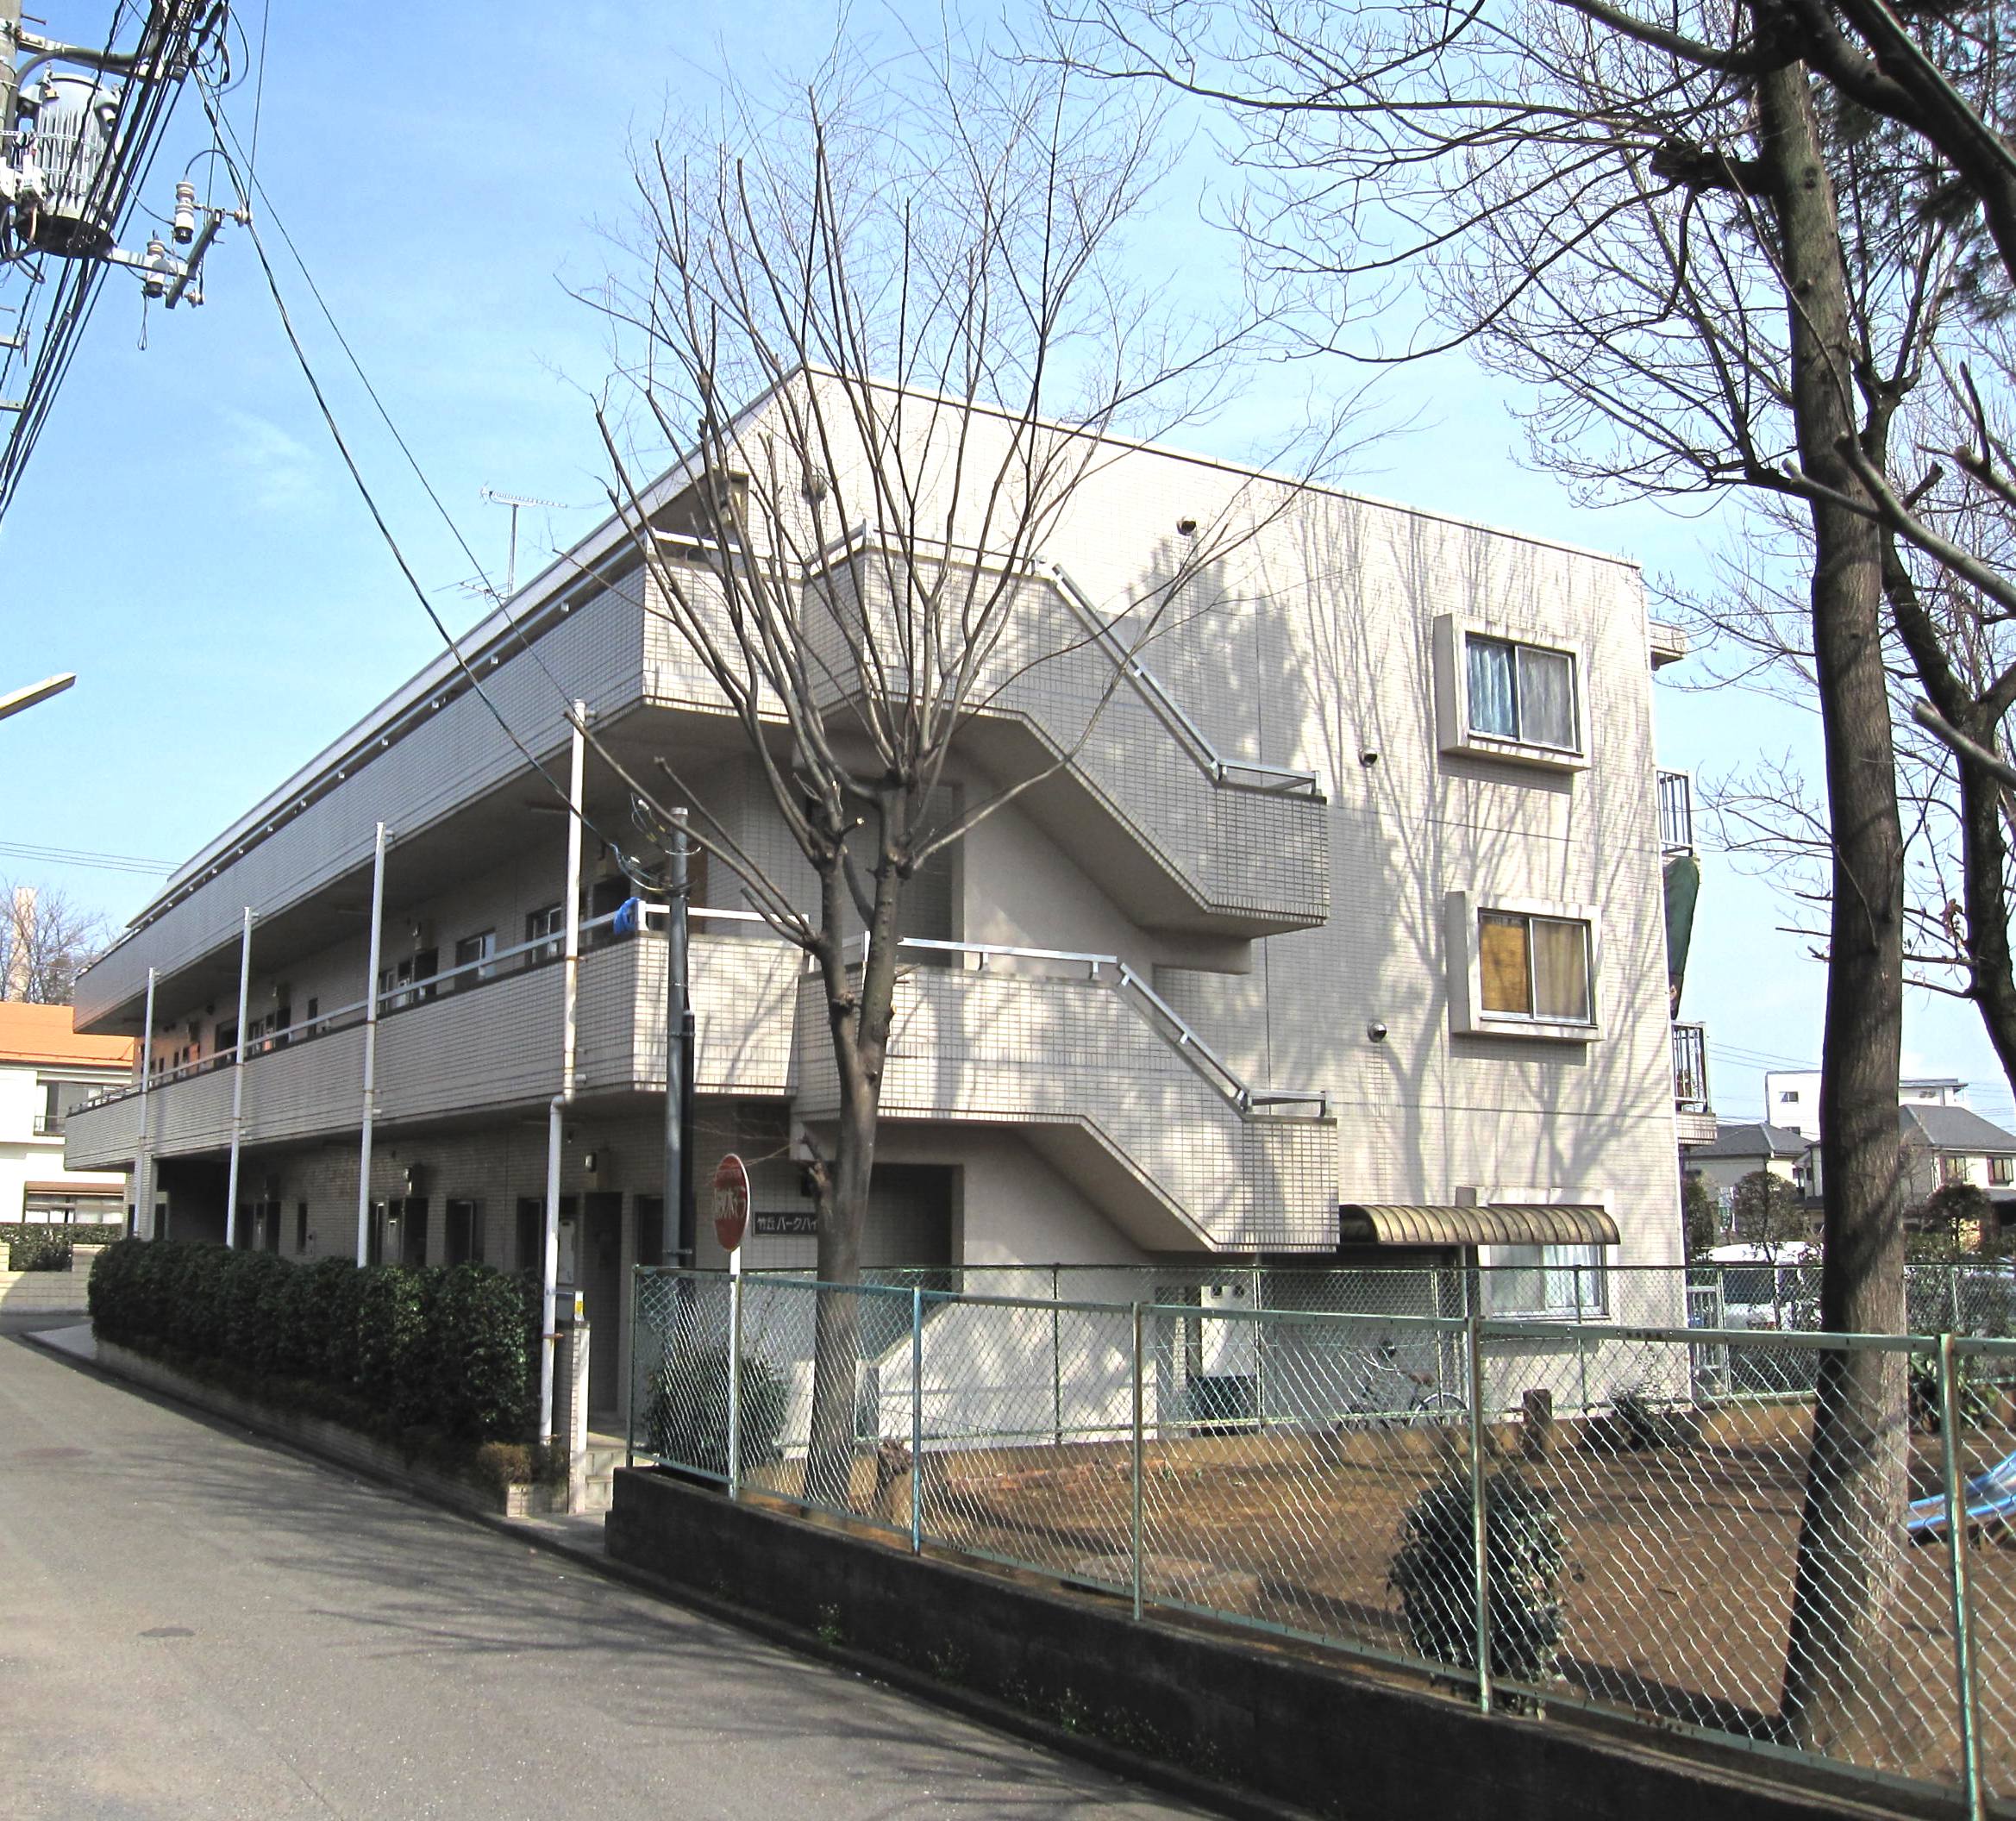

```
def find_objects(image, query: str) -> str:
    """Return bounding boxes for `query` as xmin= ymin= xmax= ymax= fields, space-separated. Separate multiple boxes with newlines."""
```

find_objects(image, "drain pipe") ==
xmin=540 ymin=703 xmax=587 ymax=1449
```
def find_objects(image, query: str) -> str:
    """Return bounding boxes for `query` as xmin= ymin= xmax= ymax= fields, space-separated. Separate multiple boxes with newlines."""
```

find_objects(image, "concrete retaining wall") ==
xmin=85 ymin=1336 xmax=563 ymax=1520
xmin=607 ymin=1467 xmax=1938 ymax=1821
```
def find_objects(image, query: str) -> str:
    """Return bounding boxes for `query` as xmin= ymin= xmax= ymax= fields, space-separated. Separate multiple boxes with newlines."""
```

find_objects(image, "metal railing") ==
xmin=31 ymin=1110 xmax=64 ymax=1135
xmin=1658 ymin=767 xmax=1694 ymax=854
xmin=1673 ymin=1021 xmax=1710 ymax=1112
xmin=811 ymin=525 xmax=1324 ymax=800
xmin=78 ymin=901 xmax=745 ymax=1113
xmin=846 ymin=930 xmax=1331 ymax=1117
xmin=634 ymin=1267 xmax=2016 ymax=1813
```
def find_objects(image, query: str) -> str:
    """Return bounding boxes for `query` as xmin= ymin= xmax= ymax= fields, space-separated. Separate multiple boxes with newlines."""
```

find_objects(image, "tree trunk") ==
xmin=805 ymin=837 xmax=904 ymax=1508
xmin=1881 ymin=546 xmax=2016 ymax=1094
xmin=1758 ymin=60 xmax=1911 ymax=1758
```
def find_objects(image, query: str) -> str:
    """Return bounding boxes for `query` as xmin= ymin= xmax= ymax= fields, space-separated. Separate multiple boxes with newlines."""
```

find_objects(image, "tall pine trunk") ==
xmin=1758 ymin=60 xmax=1911 ymax=1757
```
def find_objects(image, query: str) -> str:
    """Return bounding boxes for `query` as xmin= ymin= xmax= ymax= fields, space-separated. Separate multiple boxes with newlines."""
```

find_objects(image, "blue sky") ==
xmin=0 ymin=0 xmax=2001 ymax=1127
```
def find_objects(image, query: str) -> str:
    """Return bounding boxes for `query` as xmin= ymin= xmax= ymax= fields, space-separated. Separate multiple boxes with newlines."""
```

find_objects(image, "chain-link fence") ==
xmin=743 ymin=1259 xmax=2016 ymax=1342
xmin=632 ymin=1267 xmax=2016 ymax=1812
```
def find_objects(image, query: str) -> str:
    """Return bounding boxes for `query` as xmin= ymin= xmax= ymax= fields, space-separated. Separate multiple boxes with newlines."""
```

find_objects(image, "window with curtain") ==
xmin=1478 ymin=910 xmax=1592 ymax=1023
xmin=1465 ymin=634 xmax=1580 ymax=751
xmin=1490 ymin=1243 xmax=1607 ymax=1316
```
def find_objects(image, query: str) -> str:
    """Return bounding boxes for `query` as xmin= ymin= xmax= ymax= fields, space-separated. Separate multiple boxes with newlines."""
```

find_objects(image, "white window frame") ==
xmin=1445 ymin=890 xmax=1602 ymax=1042
xmin=1465 ymin=1186 xmax=1617 ymax=1319
xmin=1431 ymin=614 xmax=1590 ymax=771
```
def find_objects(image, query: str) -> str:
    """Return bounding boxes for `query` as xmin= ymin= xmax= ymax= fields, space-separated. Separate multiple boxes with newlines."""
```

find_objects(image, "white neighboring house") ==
xmin=62 ymin=376 xmax=1704 ymax=1417
xmin=0 ymin=1002 xmax=134 ymax=1224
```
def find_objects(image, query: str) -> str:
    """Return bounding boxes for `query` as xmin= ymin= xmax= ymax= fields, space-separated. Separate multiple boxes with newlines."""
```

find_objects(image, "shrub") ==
xmin=644 ymin=1342 xmax=788 ymax=1479
xmin=87 ymin=1236 xmax=141 ymax=1333
xmin=171 ymin=1244 xmax=235 ymax=1358
xmin=268 ymin=1256 xmax=339 ymax=1381
xmin=2 ymin=1222 xmax=123 ymax=1270
xmin=355 ymin=1265 xmax=435 ymax=1429
xmin=1389 ymin=1467 xmax=1564 ymax=1686
xmin=88 ymin=1240 xmax=535 ymax=1447
xmin=429 ymin=1264 xmax=535 ymax=1442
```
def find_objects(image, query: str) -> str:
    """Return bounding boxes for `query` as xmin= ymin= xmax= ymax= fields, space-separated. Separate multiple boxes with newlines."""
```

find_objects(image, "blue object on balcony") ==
xmin=614 ymin=897 xmax=642 ymax=937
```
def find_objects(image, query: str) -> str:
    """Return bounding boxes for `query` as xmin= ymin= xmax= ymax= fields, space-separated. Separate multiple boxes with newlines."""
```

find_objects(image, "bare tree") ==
xmin=578 ymin=47 xmax=1326 ymax=1499
xmin=1052 ymin=0 xmax=2000 ymax=1753
xmin=1 ymin=881 xmax=110 ymax=1005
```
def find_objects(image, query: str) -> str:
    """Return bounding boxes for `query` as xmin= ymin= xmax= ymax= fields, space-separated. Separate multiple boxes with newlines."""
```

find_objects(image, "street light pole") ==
xmin=0 ymin=673 xmax=75 ymax=723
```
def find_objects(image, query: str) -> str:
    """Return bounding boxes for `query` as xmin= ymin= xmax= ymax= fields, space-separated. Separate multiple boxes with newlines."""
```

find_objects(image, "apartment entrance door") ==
xmin=579 ymin=1192 xmax=623 ymax=1417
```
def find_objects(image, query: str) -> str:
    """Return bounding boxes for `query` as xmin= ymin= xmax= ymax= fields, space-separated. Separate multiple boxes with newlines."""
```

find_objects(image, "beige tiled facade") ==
xmin=66 ymin=380 xmax=1688 ymax=1357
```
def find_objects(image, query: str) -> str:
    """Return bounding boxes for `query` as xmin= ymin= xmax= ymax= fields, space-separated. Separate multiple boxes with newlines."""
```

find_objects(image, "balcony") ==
xmin=66 ymin=910 xmax=801 ymax=1171
xmin=795 ymin=937 xmax=1338 ymax=1254
xmin=67 ymin=917 xmax=1338 ymax=1256
xmin=1658 ymin=769 xmax=1694 ymax=855
xmin=1673 ymin=1021 xmax=1716 ymax=1146
xmin=31 ymin=1111 xmax=64 ymax=1136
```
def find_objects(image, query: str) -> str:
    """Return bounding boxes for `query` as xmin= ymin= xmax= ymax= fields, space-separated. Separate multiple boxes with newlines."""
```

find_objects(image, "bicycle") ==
xmin=1339 ymin=1339 xmax=1468 ymax=1428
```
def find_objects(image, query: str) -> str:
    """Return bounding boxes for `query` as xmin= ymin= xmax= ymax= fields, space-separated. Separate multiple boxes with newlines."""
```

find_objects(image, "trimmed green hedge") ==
xmin=2 ymin=1222 xmax=124 ymax=1271
xmin=90 ymin=1240 xmax=535 ymax=1444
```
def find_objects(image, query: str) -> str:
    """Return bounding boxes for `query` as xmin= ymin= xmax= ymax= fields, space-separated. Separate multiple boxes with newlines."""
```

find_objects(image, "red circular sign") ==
xmin=712 ymin=1153 xmax=751 ymax=1254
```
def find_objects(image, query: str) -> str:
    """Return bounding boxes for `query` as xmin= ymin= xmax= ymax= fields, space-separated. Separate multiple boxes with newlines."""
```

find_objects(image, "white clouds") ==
xmin=216 ymin=406 xmax=325 ymax=513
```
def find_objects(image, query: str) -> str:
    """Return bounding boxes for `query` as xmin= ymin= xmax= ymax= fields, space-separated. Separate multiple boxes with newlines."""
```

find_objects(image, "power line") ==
xmin=191 ymin=82 xmax=645 ymax=877
xmin=0 ymin=839 xmax=173 ymax=875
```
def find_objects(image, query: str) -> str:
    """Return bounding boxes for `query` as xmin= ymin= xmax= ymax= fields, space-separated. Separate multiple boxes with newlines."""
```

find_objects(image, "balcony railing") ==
xmin=1673 ymin=1021 xmax=1710 ymax=1113
xmin=1658 ymin=768 xmax=1694 ymax=854
xmin=31 ymin=1111 xmax=64 ymax=1136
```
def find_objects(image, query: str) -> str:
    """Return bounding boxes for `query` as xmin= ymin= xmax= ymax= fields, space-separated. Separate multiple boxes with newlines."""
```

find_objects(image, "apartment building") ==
xmin=66 ymin=378 xmax=1704 ymax=1416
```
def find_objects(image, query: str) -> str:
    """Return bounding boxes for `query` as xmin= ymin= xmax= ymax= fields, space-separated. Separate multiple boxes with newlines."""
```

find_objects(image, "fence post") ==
xmin=624 ymin=1267 xmax=638 ymax=1471
xmin=1131 ymin=1301 xmax=1146 ymax=1623
xmin=911 ymin=1286 xmax=924 ymax=1555
xmin=727 ymin=1261 xmax=744 ymax=1502
xmin=1465 ymin=1311 xmax=1493 ymax=1714
xmin=1938 ymin=1331 xmax=1985 ymax=1821
xmin=1252 ymin=1262 xmax=1267 ymax=1430
xmin=1950 ymin=1265 xmax=1965 ymax=1338
xmin=1052 ymin=1274 xmax=1063 ymax=1449
xmin=1572 ymin=1266 xmax=1590 ymax=1416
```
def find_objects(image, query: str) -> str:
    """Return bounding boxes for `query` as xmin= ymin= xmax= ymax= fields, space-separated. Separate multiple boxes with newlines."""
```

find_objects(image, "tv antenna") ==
xmin=480 ymin=487 xmax=570 ymax=596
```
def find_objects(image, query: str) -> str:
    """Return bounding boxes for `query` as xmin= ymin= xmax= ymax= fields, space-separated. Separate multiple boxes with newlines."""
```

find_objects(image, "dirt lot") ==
xmin=910 ymin=1406 xmax=2016 ymax=1800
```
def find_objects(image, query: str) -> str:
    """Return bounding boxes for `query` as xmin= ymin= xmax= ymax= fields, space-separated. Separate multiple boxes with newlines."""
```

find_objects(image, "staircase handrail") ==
xmin=805 ymin=523 xmax=1323 ymax=801
xmin=839 ymin=930 xmax=1330 ymax=1117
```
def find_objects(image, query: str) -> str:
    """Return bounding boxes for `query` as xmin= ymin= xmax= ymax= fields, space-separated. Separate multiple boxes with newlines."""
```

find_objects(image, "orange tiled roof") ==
xmin=0 ymin=1001 xmax=135 ymax=1069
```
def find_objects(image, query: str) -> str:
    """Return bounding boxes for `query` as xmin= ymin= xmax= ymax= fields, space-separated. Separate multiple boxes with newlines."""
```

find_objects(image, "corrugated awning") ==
xmin=23 ymin=1180 xmax=122 ymax=1197
xmin=1338 ymin=1204 xmax=1621 ymax=1248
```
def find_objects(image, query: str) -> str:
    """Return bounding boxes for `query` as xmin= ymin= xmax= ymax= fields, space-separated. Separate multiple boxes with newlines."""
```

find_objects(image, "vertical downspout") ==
xmin=541 ymin=704 xmax=587 ymax=1447
xmin=135 ymin=967 xmax=155 ymax=1237
xmin=356 ymin=822 xmax=387 ymax=1267
xmin=223 ymin=905 xmax=254 ymax=1248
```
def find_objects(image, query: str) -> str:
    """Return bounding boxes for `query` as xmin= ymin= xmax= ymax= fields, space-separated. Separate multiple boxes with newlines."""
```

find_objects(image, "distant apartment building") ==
xmin=1762 ymin=1068 xmax=1974 ymax=1147
xmin=0 ymin=1002 xmax=133 ymax=1223
xmin=66 ymin=379 xmax=1704 ymax=1417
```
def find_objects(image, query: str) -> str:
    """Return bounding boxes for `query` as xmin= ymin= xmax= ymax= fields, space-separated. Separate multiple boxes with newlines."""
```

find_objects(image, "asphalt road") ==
xmin=0 ymin=1326 xmax=1207 ymax=1820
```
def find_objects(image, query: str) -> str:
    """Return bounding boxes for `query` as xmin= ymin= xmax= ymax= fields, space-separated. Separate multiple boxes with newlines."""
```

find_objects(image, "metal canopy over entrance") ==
xmin=1337 ymin=1203 xmax=1621 ymax=1248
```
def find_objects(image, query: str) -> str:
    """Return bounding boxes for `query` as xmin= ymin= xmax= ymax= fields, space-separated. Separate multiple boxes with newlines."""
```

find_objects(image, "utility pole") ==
xmin=0 ymin=1 xmax=22 ymax=163
xmin=663 ymin=809 xmax=695 ymax=1265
